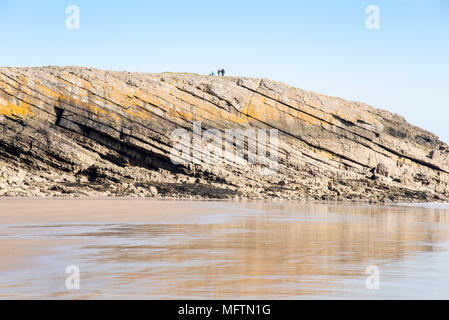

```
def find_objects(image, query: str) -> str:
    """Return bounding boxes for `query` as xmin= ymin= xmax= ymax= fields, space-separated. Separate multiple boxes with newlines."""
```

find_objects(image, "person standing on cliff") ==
xmin=221 ymin=68 xmax=226 ymax=76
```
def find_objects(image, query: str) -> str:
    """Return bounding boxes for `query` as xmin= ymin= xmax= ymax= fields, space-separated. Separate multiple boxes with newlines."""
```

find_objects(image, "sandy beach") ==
xmin=0 ymin=198 xmax=235 ymax=225
xmin=2 ymin=199 xmax=449 ymax=299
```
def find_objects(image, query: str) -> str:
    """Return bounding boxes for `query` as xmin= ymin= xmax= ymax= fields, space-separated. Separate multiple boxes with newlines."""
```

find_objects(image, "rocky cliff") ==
xmin=0 ymin=66 xmax=448 ymax=201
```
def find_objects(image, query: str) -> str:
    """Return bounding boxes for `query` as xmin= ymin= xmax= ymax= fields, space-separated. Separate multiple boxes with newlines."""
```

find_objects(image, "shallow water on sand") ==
xmin=1 ymin=200 xmax=449 ymax=299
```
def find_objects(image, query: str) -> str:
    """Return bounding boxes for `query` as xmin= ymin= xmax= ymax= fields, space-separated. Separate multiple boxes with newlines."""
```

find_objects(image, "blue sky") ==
xmin=1 ymin=0 xmax=448 ymax=142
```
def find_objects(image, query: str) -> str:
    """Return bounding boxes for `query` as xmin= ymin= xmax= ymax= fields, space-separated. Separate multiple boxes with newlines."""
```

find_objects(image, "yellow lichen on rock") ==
xmin=0 ymin=97 xmax=34 ymax=118
xmin=36 ymin=83 xmax=61 ymax=100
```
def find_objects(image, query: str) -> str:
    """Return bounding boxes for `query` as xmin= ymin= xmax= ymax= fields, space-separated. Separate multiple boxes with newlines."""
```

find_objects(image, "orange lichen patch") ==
xmin=334 ymin=112 xmax=355 ymax=124
xmin=0 ymin=79 xmax=54 ymax=115
xmin=195 ymin=101 xmax=247 ymax=125
xmin=59 ymin=71 xmax=93 ymax=91
xmin=155 ymin=86 xmax=247 ymax=125
xmin=105 ymin=87 xmax=133 ymax=108
xmin=0 ymin=75 xmax=60 ymax=110
xmin=149 ymin=89 xmax=175 ymax=105
xmin=245 ymin=96 xmax=326 ymax=129
xmin=296 ymin=112 xmax=322 ymax=126
xmin=219 ymin=109 xmax=247 ymax=125
xmin=121 ymin=94 xmax=166 ymax=122
xmin=248 ymin=88 xmax=378 ymax=133
xmin=19 ymin=75 xmax=28 ymax=86
xmin=274 ymin=100 xmax=329 ymax=126
xmin=72 ymin=81 xmax=170 ymax=123
xmin=36 ymin=83 xmax=61 ymax=100
xmin=60 ymin=94 xmax=120 ymax=122
xmin=124 ymin=106 xmax=152 ymax=121
xmin=165 ymin=107 xmax=191 ymax=122
xmin=244 ymin=97 xmax=266 ymax=119
xmin=173 ymin=105 xmax=194 ymax=121
xmin=94 ymin=85 xmax=169 ymax=122
xmin=132 ymin=92 xmax=167 ymax=111
xmin=190 ymin=100 xmax=219 ymax=118
xmin=37 ymin=77 xmax=161 ymax=123
xmin=0 ymin=97 xmax=34 ymax=118
xmin=0 ymin=76 xmax=21 ymax=97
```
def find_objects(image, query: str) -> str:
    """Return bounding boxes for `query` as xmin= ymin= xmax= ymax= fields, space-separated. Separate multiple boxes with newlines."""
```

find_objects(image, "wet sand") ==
xmin=0 ymin=199 xmax=236 ymax=274
xmin=1 ymin=199 xmax=449 ymax=299
xmin=0 ymin=239 xmax=81 ymax=273
xmin=0 ymin=198 xmax=235 ymax=224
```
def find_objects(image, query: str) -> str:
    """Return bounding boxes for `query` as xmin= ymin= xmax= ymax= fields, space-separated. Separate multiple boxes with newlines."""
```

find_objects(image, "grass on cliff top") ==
xmin=158 ymin=72 xmax=202 ymax=76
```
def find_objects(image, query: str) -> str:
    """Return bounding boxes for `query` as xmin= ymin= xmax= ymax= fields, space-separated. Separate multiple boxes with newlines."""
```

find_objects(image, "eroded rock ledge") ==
xmin=0 ymin=66 xmax=448 ymax=202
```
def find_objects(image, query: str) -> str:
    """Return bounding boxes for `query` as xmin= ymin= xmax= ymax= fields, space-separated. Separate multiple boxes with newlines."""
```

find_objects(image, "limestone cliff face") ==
xmin=0 ymin=66 xmax=448 ymax=201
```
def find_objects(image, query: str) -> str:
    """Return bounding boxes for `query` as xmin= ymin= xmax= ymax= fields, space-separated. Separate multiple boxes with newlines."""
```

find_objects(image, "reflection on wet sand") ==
xmin=1 ymin=201 xmax=449 ymax=299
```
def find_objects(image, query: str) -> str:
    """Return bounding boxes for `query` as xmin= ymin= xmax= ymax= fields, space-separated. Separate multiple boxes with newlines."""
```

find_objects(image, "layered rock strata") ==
xmin=0 ymin=66 xmax=447 ymax=201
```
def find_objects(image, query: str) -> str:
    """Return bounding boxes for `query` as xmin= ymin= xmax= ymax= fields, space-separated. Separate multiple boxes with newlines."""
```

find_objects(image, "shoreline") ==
xmin=2 ymin=197 xmax=448 ymax=227
xmin=1 ymin=195 xmax=448 ymax=205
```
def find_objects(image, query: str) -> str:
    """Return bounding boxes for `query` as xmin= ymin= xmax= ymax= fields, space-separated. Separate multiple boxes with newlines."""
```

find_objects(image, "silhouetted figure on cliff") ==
xmin=217 ymin=68 xmax=226 ymax=76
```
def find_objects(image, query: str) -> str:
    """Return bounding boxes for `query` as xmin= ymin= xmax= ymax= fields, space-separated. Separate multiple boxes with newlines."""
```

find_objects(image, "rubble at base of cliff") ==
xmin=0 ymin=160 xmax=444 ymax=203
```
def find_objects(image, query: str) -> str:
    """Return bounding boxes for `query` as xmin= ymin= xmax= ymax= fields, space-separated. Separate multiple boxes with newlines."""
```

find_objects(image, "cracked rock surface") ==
xmin=0 ymin=66 xmax=448 ymax=202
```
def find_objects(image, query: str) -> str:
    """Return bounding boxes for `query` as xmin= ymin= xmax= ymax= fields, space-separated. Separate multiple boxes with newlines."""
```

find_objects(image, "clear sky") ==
xmin=1 ymin=1 xmax=448 ymax=142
